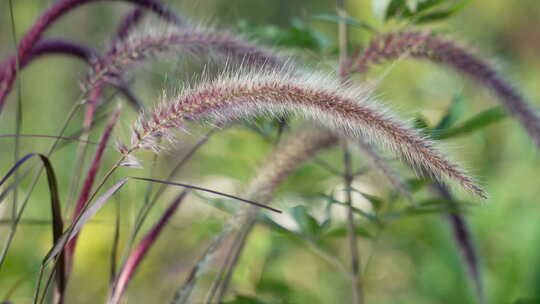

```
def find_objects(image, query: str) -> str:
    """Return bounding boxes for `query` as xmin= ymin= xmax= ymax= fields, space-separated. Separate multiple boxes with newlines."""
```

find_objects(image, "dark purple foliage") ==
xmin=0 ymin=0 xmax=182 ymax=112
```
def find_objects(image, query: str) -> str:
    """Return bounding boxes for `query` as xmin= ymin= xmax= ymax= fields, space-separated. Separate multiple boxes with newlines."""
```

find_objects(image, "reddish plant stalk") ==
xmin=433 ymin=181 xmax=484 ymax=304
xmin=65 ymin=109 xmax=121 ymax=273
xmin=0 ymin=0 xmax=182 ymax=111
xmin=0 ymin=39 xmax=97 ymax=77
xmin=349 ymin=31 xmax=540 ymax=150
xmin=109 ymin=191 xmax=188 ymax=304
xmin=0 ymin=39 xmax=141 ymax=110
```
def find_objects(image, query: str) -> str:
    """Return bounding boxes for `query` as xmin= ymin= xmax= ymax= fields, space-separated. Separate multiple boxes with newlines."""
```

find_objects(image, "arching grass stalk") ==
xmin=64 ymin=109 xmax=121 ymax=275
xmin=432 ymin=181 xmax=484 ymax=304
xmin=125 ymin=68 xmax=484 ymax=197
xmin=124 ymin=69 xmax=484 ymax=299
xmin=76 ymin=20 xmax=287 ymax=198
xmin=64 ymin=6 xmax=147 ymax=224
xmin=85 ymin=24 xmax=285 ymax=95
xmin=108 ymin=191 xmax=189 ymax=304
xmin=348 ymin=31 xmax=540 ymax=150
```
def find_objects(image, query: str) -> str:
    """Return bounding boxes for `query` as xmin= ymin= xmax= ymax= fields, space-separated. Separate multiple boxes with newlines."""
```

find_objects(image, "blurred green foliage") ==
xmin=1 ymin=0 xmax=540 ymax=303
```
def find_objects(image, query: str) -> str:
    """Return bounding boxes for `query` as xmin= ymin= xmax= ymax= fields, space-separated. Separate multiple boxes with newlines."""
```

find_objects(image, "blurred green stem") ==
xmin=338 ymin=0 xmax=363 ymax=303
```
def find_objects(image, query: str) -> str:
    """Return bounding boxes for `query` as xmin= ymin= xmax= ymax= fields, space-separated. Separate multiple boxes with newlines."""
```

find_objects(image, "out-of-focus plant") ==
xmin=0 ymin=0 xmax=537 ymax=303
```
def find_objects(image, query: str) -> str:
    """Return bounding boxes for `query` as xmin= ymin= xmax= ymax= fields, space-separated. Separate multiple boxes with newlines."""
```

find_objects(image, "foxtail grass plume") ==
xmin=86 ymin=24 xmax=284 ymax=93
xmin=0 ymin=0 xmax=182 ymax=111
xmin=125 ymin=68 xmax=486 ymax=198
xmin=350 ymin=31 xmax=540 ymax=150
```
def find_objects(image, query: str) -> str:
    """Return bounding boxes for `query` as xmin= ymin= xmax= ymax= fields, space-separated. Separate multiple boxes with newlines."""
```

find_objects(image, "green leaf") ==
xmin=513 ymin=299 xmax=540 ymax=304
xmin=260 ymin=215 xmax=297 ymax=236
xmin=375 ymin=0 xmax=466 ymax=22
xmin=413 ymin=115 xmax=430 ymax=132
xmin=433 ymin=106 xmax=507 ymax=139
xmin=344 ymin=187 xmax=384 ymax=212
xmin=385 ymin=198 xmax=469 ymax=219
xmin=324 ymin=225 xmax=371 ymax=238
xmin=372 ymin=0 xmax=393 ymax=20
xmin=319 ymin=192 xmax=335 ymax=231
xmin=413 ymin=0 xmax=473 ymax=24
xmin=236 ymin=18 xmax=329 ymax=52
xmin=256 ymin=277 xmax=292 ymax=298
xmin=406 ymin=178 xmax=430 ymax=193
xmin=414 ymin=9 xmax=454 ymax=23
xmin=193 ymin=192 xmax=236 ymax=213
xmin=312 ymin=13 xmax=375 ymax=31
xmin=435 ymin=93 xmax=466 ymax=130
xmin=224 ymin=295 xmax=270 ymax=304
xmin=291 ymin=205 xmax=321 ymax=238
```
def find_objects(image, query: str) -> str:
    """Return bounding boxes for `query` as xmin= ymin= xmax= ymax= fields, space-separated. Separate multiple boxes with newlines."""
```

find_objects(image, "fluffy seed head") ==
xmin=351 ymin=31 xmax=540 ymax=150
xmin=85 ymin=24 xmax=284 ymax=93
xmin=126 ymin=67 xmax=486 ymax=198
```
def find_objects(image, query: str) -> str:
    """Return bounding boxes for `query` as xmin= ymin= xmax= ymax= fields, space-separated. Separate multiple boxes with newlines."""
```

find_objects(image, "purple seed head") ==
xmin=350 ymin=31 xmax=540 ymax=150
xmin=125 ymin=67 xmax=486 ymax=198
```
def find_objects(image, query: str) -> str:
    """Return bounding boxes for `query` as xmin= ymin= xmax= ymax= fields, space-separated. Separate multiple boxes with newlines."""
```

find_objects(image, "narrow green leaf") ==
xmin=291 ymin=206 xmax=320 ymax=238
xmin=192 ymin=192 xmax=235 ymax=213
xmin=433 ymin=106 xmax=507 ymax=139
xmin=312 ymin=13 xmax=375 ymax=31
xmin=260 ymin=215 xmax=299 ymax=239
xmin=224 ymin=294 xmax=271 ymax=304
xmin=414 ymin=0 xmax=473 ymax=23
xmin=317 ymin=194 xmax=380 ymax=224
xmin=345 ymin=188 xmax=384 ymax=212
xmin=436 ymin=93 xmax=466 ymax=130
xmin=372 ymin=0 xmax=393 ymax=20
xmin=406 ymin=178 xmax=430 ymax=193
xmin=385 ymin=198 xmax=469 ymax=219
xmin=324 ymin=225 xmax=371 ymax=238
xmin=514 ymin=299 xmax=540 ymax=304
xmin=413 ymin=116 xmax=430 ymax=132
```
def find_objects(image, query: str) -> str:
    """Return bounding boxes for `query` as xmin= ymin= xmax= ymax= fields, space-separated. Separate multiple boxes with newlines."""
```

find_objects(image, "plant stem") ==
xmin=8 ymin=0 xmax=21 ymax=233
xmin=343 ymin=143 xmax=363 ymax=304
xmin=338 ymin=1 xmax=363 ymax=303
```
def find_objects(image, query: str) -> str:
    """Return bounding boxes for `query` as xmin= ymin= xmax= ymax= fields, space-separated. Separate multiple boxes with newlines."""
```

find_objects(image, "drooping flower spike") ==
xmin=85 ymin=24 xmax=284 ymax=93
xmin=349 ymin=31 xmax=540 ymax=150
xmin=126 ymin=67 xmax=486 ymax=198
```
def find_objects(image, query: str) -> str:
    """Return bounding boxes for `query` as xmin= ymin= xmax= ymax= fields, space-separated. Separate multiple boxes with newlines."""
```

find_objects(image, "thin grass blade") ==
xmin=37 ymin=154 xmax=66 ymax=304
xmin=131 ymin=177 xmax=282 ymax=213
xmin=0 ymin=154 xmax=65 ymax=300
xmin=109 ymin=191 xmax=189 ymax=304
xmin=66 ymin=109 xmax=120 ymax=271
xmin=44 ymin=178 xmax=129 ymax=265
